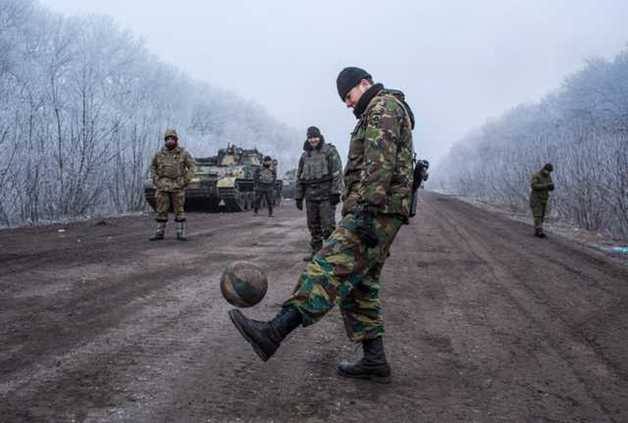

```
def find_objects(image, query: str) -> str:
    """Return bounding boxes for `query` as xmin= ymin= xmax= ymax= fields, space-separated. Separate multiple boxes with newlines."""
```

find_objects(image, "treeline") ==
xmin=434 ymin=48 xmax=628 ymax=238
xmin=0 ymin=0 xmax=299 ymax=226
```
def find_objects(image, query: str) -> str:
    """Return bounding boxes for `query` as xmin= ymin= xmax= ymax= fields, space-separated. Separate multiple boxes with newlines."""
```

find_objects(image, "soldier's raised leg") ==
xmin=150 ymin=190 xmax=170 ymax=240
xmin=229 ymin=213 xmax=402 ymax=372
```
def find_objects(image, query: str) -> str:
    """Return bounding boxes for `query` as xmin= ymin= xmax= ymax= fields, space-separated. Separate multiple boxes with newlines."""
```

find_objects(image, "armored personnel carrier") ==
xmin=145 ymin=145 xmax=282 ymax=212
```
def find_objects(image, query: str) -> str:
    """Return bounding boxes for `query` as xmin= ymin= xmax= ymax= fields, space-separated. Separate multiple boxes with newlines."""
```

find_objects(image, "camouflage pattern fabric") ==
xmin=155 ymin=190 xmax=186 ymax=222
xmin=151 ymin=145 xmax=194 ymax=222
xmin=529 ymin=170 xmax=554 ymax=229
xmin=305 ymin=198 xmax=335 ymax=253
xmin=283 ymin=86 xmax=414 ymax=342
xmin=284 ymin=212 xmax=403 ymax=341
xmin=151 ymin=146 xmax=195 ymax=192
xmin=341 ymin=89 xmax=414 ymax=220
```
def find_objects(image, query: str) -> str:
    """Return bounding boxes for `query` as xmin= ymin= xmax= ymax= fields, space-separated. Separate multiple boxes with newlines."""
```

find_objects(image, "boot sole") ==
xmin=336 ymin=367 xmax=392 ymax=384
xmin=228 ymin=310 xmax=271 ymax=362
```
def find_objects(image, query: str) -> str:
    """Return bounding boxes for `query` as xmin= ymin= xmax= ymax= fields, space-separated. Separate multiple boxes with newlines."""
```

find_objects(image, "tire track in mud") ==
xmin=428 ymin=194 xmax=627 ymax=422
xmin=1 ymin=210 xmax=306 ymax=422
xmin=2 ymin=198 xmax=628 ymax=422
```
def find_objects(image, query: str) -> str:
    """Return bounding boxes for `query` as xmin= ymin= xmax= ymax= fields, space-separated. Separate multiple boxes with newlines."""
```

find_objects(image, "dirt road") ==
xmin=1 ymin=192 xmax=627 ymax=423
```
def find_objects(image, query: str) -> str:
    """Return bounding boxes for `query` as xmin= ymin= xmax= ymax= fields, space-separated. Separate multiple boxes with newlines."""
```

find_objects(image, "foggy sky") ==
xmin=40 ymin=0 xmax=628 ymax=164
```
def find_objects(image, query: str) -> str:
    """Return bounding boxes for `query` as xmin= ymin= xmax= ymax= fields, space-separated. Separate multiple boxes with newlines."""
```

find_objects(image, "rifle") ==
xmin=409 ymin=156 xmax=429 ymax=218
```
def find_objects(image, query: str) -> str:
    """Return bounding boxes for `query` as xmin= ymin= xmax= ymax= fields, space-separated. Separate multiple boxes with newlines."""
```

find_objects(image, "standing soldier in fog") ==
xmin=529 ymin=163 xmax=555 ymax=238
xmin=254 ymin=156 xmax=276 ymax=217
xmin=229 ymin=67 xmax=415 ymax=384
xmin=295 ymin=126 xmax=343 ymax=261
xmin=149 ymin=129 xmax=195 ymax=241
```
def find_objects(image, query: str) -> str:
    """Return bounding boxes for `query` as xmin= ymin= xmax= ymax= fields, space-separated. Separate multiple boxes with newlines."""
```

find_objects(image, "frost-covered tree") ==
xmin=434 ymin=49 xmax=628 ymax=238
xmin=0 ymin=0 xmax=299 ymax=226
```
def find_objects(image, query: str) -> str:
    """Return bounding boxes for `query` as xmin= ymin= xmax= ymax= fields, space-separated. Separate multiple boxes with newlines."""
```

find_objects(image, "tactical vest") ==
xmin=258 ymin=167 xmax=275 ymax=185
xmin=158 ymin=149 xmax=185 ymax=179
xmin=301 ymin=146 xmax=330 ymax=181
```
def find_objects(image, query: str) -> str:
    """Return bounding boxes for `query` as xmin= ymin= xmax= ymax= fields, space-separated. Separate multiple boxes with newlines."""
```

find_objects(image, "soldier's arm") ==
xmin=358 ymin=99 xmax=401 ymax=209
xmin=184 ymin=151 xmax=195 ymax=182
xmin=150 ymin=154 xmax=159 ymax=180
xmin=295 ymin=155 xmax=305 ymax=199
xmin=253 ymin=167 xmax=260 ymax=185
xmin=328 ymin=145 xmax=344 ymax=195
xmin=530 ymin=175 xmax=545 ymax=191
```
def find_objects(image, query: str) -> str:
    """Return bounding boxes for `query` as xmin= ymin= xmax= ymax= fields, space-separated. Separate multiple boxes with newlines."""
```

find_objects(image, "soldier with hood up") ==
xmin=529 ymin=163 xmax=555 ymax=238
xmin=228 ymin=67 xmax=415 ymax=384
xmin=295 ymin=126 xmax=343 ymax=261
xmin=149 ymin=129 xmax=195 ymax=241
xmin=253 ymin=156 xmax=277 ymax=217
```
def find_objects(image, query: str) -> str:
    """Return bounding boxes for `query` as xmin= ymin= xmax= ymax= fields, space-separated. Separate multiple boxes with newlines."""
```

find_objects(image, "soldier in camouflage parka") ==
xmin=228 ymin=67 xmax=415 ymax=384
xmin=149 ymin=129 xmax=195 ymax=241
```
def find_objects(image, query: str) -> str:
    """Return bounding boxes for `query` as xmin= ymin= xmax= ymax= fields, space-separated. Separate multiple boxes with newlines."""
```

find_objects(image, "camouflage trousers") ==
xmin=284 ymin=212 xmax=403 ymax=342
xmin=305 ymin=198 xmax=336 ymax=252
xmin=254 ymin=189 xmax=273 ymax=214
xmin=530 ymin=201 xmax=547 ymax=229
xmin=155 ymin=190 xmax=186 ymax=222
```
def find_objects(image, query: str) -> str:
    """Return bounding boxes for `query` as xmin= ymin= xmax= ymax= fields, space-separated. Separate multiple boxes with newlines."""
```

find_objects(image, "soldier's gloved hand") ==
xmin=330 ymin=193 xmax=341 ymax=206
xmin=547 ymin=183 xmax=554 ymax=191
xmin=352 ymin=205 xmax=378 ymax=248
xmin=296 ymin=199 xmax=303 ymax=210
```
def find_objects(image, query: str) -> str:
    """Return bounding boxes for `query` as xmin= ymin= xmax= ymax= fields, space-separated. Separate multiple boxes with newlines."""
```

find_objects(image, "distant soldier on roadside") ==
xmin=149 ymin=129 xmax=195 ymax=241
xmin=529 ymin=163 xmax=555 ymax=238
xmin=295 ymin=126 xmax=343 ymax=261
xmin=254 ymin=156 xmax=276 ymax=217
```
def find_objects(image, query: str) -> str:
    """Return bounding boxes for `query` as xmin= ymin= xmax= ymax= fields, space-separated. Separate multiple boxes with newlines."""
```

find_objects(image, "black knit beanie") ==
xmin=336 ymin=67 xmax=371 ymax=101
xmin=306 ymin=126 xmax=321 ymax=138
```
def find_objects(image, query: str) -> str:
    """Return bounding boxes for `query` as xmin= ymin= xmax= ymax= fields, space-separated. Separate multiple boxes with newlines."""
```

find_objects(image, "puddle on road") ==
xmin=595 ymin=245 xmax=628 ymax=255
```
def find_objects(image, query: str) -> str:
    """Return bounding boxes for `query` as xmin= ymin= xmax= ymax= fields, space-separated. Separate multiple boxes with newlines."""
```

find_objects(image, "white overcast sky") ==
xmin=40 ymin=0 xmax=628 ymax=164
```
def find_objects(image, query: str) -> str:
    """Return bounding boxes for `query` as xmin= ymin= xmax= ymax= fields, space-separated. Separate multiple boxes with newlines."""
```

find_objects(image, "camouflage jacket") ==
xmin=296 ymin=139 xmax=343 ymax=201
xmin=529 ymin=170 xmax=554 ymax=204
xmin=151 ymin=146 xmax=195 ymax=192
xmin=342 ymin=86 xmax=415 ymax=220
xmin=254 ymin=166 xmax=276 ymax=191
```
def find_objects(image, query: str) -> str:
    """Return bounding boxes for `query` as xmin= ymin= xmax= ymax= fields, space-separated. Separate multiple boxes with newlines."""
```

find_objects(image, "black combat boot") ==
xmin=149 ymin=222 xmax=166 ymax=241
xmin=228 ymin=307 xmax=302 ymax=361
xmin=337 ymin=337 xmax=392 ymax=384
xmin=176 ymin=221 xmax=187 ymax=241
xmin=534 ymin=228 xmax=546 ymax=238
